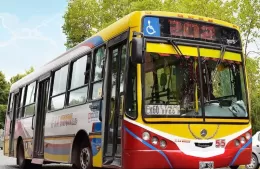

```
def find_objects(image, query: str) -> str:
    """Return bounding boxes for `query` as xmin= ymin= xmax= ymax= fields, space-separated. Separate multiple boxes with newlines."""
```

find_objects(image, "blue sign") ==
xmin=143 ymin=17 xmax=160 ymax=37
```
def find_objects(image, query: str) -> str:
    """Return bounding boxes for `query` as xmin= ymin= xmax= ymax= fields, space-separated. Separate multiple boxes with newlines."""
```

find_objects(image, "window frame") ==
xmin=48 ymin=64 xmax=69 ymax=112
xmin=7 ymin=93 xmax=14 ymax=116
xmin=23 ymin=81 xmax=37 ymax=118
xmin=17 ymin=87 xmax=25 ymax=119
xmin=89 ymin=45 xmax=107 ymax=101
xmin=66 ymin=53 xmax=92 ymax=107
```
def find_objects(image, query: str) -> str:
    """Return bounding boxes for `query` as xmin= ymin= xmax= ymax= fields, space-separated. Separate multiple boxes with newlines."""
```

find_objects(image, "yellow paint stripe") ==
xmin=89 ymin=135 xmax=101 ymax=139
xmin=44 ymin=153 xmax=69 ymax=163
xmin=146 ymin=43 xmax=242 ymax=61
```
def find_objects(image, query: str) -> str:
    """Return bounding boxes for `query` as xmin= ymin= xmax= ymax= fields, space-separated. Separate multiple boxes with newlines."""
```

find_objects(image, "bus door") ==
xmin=103 ymin=32 xmax=128 ymax=166
xmin=9 ymin=92 xmax=20 ymax=156
xmin=32 ymin=77 xmax=49 ymax=161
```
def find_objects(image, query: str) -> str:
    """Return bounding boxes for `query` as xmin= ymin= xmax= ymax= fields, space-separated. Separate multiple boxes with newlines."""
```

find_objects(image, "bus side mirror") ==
xmin=131 ymin=37 xmax=144 ymax=64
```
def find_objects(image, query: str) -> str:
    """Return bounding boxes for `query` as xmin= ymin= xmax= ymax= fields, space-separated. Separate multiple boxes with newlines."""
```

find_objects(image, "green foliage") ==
xmin=10 ymin=66 xmax=34 ymax=84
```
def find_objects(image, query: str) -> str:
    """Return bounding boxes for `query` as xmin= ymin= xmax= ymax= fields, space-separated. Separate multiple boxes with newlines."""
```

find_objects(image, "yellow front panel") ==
xmin=146 ymin=43 xmax=242 ymax=62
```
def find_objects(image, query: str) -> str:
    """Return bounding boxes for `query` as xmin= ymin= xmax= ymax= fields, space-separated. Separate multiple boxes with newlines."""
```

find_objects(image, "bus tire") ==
xmin=72 ymin=140 xmax=92 ymax=169
xmin=245 ymin=153 xmax=259 ymax=169
xmin=17 ymin=140 xmax=31 ymax=169
xmin=230 ymin=166 xmax=239 ymax=169
xmin=17 ymin=139 xmax=42 ymax=169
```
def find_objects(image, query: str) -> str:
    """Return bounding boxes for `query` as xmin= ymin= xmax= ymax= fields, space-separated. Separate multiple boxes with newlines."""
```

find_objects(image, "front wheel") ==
xmin=246 ymin=153 xmax=259 ymax=169
xmin=73 ymin=142 xmax=92 ymax=169
xmin=230 ymin=166 xmax=239 ymax=169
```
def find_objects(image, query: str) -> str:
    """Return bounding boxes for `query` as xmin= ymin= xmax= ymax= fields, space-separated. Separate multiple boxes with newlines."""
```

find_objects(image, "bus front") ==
xmin=124 ymin=13 xmax=251 ymax=169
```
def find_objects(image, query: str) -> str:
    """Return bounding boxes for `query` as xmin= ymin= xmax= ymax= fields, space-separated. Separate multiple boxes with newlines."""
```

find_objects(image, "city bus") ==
xmin=3 ymin=11 xmax=251 ymax=169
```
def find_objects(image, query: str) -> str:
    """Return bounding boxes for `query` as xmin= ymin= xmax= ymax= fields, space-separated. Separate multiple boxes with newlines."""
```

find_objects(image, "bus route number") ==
xmin=145 ymin=105 xmax=180 ymax=115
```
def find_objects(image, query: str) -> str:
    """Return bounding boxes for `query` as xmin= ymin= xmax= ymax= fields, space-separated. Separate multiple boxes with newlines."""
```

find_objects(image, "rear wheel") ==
xmin=246 ymin=153 xmax=259 ymax=169
xmin=17 ymin=140 xmax=42 ymax=169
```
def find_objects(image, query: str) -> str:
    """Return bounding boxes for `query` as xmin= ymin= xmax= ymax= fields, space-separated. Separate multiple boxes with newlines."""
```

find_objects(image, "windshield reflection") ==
xmin=144 ymin=52 xmax=248 ymax=118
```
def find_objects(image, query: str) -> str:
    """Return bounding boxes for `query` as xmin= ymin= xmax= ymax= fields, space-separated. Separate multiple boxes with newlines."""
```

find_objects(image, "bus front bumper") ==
xmin=123 ymin=148 xmax=251 ymax=169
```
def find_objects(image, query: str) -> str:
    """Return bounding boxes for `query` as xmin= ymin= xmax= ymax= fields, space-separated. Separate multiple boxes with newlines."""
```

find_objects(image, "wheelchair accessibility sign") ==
xmin=143 ymin=17 xmax=160 ymax=37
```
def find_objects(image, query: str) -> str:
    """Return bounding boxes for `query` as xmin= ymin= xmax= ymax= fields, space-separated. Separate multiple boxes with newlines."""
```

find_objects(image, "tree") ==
xmin=10 ymin=66 xmax=34 ymax=84
xmin=0 ymin=72 xmax=10 ymax=129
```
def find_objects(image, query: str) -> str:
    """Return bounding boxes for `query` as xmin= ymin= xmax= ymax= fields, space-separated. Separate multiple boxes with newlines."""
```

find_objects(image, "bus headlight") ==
xmin=142 ymin=132 xmax=150 ymax=141
xmin=245 ymin=132 xmax=251 ymax=140
xmin=234 ymin=139 xmax=240 ymax=147
xmin=160 ymin=140 xmax=167 ymax=148
xmin=151 ymin=136 xmax=158 ymax=145
xmin=240 ymin=136 xmax=246 ymax=144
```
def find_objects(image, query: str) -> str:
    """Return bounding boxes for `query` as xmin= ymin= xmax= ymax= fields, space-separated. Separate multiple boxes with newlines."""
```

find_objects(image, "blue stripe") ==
xmin=93 ymin=122 xmax=102 ymax=132
xmin=83 ymin=36 xmax=104 ymax=47
xmin=229 ymin=138 xmax=252 ymax=166
xmin=124 ymin=127 xmax=173 ymax=169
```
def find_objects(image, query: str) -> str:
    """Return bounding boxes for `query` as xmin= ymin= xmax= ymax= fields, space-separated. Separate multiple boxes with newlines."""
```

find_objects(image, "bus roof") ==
xmin=10 ymin=11 xmax=239 ymax=92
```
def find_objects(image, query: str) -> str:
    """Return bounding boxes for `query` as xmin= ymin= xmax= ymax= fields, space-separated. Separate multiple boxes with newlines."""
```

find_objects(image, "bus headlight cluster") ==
xmin=142 ymin=131 xmax=167 ymax=149
xmin=234 ymin=132 xmax=251 ymax=147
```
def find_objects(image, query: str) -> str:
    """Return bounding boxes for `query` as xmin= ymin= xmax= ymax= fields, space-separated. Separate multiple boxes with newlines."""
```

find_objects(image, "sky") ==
xmin=0 ymin=0 xmax=68 ymax=80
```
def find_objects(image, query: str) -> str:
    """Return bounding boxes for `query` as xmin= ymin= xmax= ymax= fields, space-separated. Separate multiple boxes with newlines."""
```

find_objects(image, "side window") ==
xmin=91 ymin=46 xmax=106 ymax=100
xmin=258 ymin=133 xmax=260 ymax=141
xmin=24 ymin=82 xmax=36 ymax=117
xmin=18 ymin=87 xmax=25 ymax=118
xmin=7 ymin=93 xmax=14 ymax=117
xmin=50 ymin=65 xmax=68 ymax=110
xmin=68 ymin=54 xmax=91 ymax=106
xmin=125 ymin=62 xmax=137 ymax=118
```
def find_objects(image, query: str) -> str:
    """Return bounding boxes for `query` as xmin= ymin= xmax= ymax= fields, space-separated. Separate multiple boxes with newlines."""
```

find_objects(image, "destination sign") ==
xmin=142 ymin=16 xmax=241 ymax=47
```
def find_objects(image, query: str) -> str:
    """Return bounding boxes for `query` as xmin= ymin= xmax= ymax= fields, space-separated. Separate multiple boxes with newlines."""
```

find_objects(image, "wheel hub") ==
xmin=80 ymin=148 xmax=90 ymax=169
xmin=246 ymin=156 xmax=256 ymax=169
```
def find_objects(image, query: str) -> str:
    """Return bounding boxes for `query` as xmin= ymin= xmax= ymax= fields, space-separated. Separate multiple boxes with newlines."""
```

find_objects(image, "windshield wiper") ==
xmin=210 ymin=45 xmax=226 ymax=84
xmin=169 ymin=38 xmax=184 ymax=57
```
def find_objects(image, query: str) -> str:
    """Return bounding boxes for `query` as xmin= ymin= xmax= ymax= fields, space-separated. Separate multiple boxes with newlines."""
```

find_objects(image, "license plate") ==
xmin=199 ymin=161 xmax=214 ymax=169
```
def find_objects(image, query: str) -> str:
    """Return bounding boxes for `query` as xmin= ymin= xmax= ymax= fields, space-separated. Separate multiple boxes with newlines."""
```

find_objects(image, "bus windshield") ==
xmin=143 ymin=52 xmax=248 ymax=119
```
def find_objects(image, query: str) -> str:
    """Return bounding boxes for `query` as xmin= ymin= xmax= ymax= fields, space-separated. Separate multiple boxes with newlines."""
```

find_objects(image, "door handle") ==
xmin=32 ymin=114 xmax=35 ymax=130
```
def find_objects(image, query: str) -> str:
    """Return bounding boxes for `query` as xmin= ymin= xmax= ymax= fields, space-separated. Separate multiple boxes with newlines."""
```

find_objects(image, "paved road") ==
xmin=0 ymin=150 xmax=246 ymax=169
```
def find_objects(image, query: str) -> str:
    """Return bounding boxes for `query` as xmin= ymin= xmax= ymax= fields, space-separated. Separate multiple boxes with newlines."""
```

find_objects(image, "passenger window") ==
xmin=50 ymin=65 xmax=68 ymax=110
xmin=24 ymin=82 xmax=36 ymax=117
xmin=91 ymin=46 xmax=106 ymax=100
xmin=52 ymin=65 xmax=68 ymax=96
xmin=68 ymin=54 xmax=91 ymax=106
xmin=7 ymin=93 xmax=14 ymax=118
xmin=258 ymin=133 xmax=260 ymax=141
xmin=8 ymin=93 xmax=14 ymax=112
xmin=17 ymin=87 xmax=25 ymax=118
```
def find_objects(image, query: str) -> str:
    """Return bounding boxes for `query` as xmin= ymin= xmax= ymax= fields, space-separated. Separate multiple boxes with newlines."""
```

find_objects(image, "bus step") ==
xmin=115 ymin=153 xmax=121 ymax=158
xmin=110 ymin=158 xmax=121 ymax=167
xmin=103 ymin=157 xmax=114 ymax=165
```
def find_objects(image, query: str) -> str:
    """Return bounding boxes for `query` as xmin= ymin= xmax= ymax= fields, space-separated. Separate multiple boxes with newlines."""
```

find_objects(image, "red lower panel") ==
xmin=123 ymin=148 xmax=251 ymax=169
xmin=123 ymin=120 xmax=252 ymax=169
